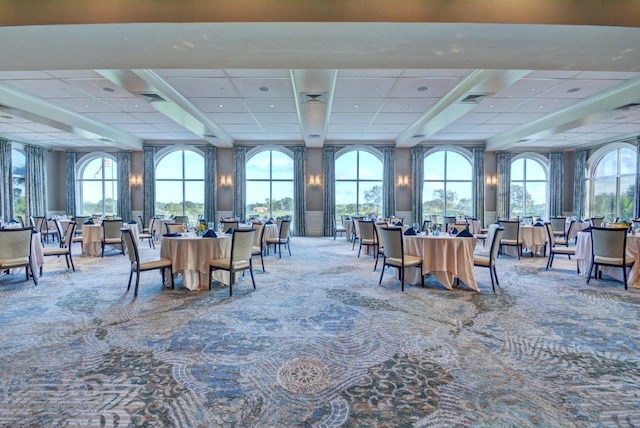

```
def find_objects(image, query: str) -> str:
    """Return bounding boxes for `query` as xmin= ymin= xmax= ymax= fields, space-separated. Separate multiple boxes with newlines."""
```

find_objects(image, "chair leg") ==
xmin=69 ymin=254 xmax=76 ymax=272
xmin=134 ymin=271 xmax=140 ymax=297
xmin=287 ymin=238 xmax=291 ymax=256
xmin=378 ymin=260 xmax=386 ymax=285
xmin=623 ymin=266 xmax=628 ymax=290
xmin=127 ymin=270 xmax=134 ymax=291
xmin=249 ymin=261 xmax=256 ymax=289
xmin=586 ymin=261 xmax=595 ymax=284
xmin=400 ymin=267 xmax=405 ymax=292
xmin=260 ymin=253 xmax=265 ymax=272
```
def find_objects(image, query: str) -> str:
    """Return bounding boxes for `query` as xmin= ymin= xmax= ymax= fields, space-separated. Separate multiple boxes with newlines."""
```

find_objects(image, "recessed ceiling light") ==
xmin=259 ymin=86 xmax=270 ymax=92
xmin=404 ymin=104 xmax=410 ymax=108
xmin=219 ymin=104 xmax=224 ymax=108
xmin=133 ymin=104 xmax=139 ymax=108
xmin=354 ymin=104 xmax=359 ymax=108
xmin=102 ymin=87 xmax=115 ymax=93
xmin=417 ymin=86 xmax=429 ymax=92
xmin=84 ymin=104 xmax=89 ymax=108
xmin=539 ymin=105 xmax=544 ymax=108
xmin=269 ymin=104 xmax=275 ymax=108
xmin=567 ymin=87 xmax=581 ymax=93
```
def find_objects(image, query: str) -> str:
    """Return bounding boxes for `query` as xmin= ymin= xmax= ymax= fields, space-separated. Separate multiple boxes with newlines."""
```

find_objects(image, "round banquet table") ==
xmin=487 ymin=223 xmax=547 ymax=256
xmin=574 ymin=231 xmax=640 ymax=288
xmin=81 ymin=223 xmax=139 ymax=256
xmin=402 ymin=233 xmax=478 ymax=291
xmin=160 ymin=234 xmax=233 ymax=290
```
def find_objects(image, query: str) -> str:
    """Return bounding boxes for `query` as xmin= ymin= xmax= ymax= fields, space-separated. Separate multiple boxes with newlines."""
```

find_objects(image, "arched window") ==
xmin=155 ymin=148 xmax=205 ymax=219
xmin=11 ymin=148 xmax=26 ymax=220
xmin=588 ymin=146 xmax=636 ymax=221
xmin=510 ymin=156 xmax=548 ymax=218
xmin=78 ymin=154 xmax=118 ymax=216
xmin=335 ymin=149 xmax=383 ymax=218
xmin=246 ymin=149 xmax=294 ymax=219
xmin=423 ymin=150 xmax=472 ymax=217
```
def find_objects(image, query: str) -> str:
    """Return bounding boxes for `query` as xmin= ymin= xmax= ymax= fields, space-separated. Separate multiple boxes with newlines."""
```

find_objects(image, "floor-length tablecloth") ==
xmin=403 ymin=234 xmax=478 ymax=291
xmin=82 ymin=223 xmax=139 ymax=256
xmin=487 ymin=224 xmax=547 ymax=256
xmin=574 ymin=231 xmax=640 ymax=288
xmin=160 ymin=235 xmax=233 ymax=290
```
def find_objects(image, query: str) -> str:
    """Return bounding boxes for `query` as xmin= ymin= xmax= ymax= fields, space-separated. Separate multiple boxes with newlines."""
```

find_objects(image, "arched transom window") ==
xmin=78 ymin=155 xmax=118 ymax=216
xmin=155 ymin=148 xmax=204 ymax=220
xmin=423 ymin=150 xmax=472 ymax=217
xmin=335 ymin=149 xmax=383 ymax=218
xmin=246 ymin=149 xmax=294 ymax=219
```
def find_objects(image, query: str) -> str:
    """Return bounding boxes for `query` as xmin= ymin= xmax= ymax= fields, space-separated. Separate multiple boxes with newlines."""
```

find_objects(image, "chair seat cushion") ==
xmin=104 ymin=238 xmax=123 ymax=244
xmin=72 ymin=236 xmax=83 ymax=242
xmin=0 ymin=257 xmax=30 ymax=268
xmin=361 ymin=238 xmax=376 ymax=245
xmin=554 ymin=238 xmax=569 ymax=245
xmin=501 ymin=239 xmax=521 ymax=245
xmin=138 ymin=258 xmax=172 ymax=271
xmin=43 ymin=248 xmax=68 ymax=256
xmin=252 ymin=246 xmax=262 ymax=255
xmin=139 ymin=233 xmax=153 ymax=239
xmin=473 ymin=256 xmax=490 ymax=267
xmin=265 ymin=238 xmax=287 ymax=244
xmin=551 ymin=247 xmax=575 ymax=255
xmin=210 ymin=258 xmax=251 ymax=270
xmin=386 ymin=255 xmax=422 ymax=267
xmin=594 ymin=255 xmax=635 ymax=266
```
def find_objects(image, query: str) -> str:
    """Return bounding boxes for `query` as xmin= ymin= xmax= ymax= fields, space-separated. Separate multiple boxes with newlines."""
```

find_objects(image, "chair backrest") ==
xmin=498 ymin=220 xmax=520 ymax=241
xmin=53 ymin=219 xmax=65 ymax=241
xmin=102 ymin=219 xmax=124 ymax=239
xmin=379 ymin=227 xmax=404 ymax=260
xmin=521 ymin=216 xmax=533 ymax=224
xmin=421 ymin=219 xmax=431 ymax=232
xmin=165 ymin=223 xmax=186 ymax=234
xmin=230 ymin=229 xmax=255 ymax=263
xmin=544 ymin=222 xmax=556 ymax=246
xmin=251 ymin=223 xmax=265 ymax=247
xmin=74 ymin=215 xmax=90 ymax=225
xmin=63 ymin=221 xmax=77 ymax=248
xmin=590 ymin=216 xmax=605 ymax=227
xmin=278 ymin=220 xmax=291 ymax=238
xmin=16 ymin=215 xmax=25 ymax=227
xmin=174 ymin=215 xmax=189 ymax=225
xmin=448 ymin=223 xmax=469 ymax=233
xmin=358 ymin=220 xmax=375 ymax=241
xmin=591 ymin=227 xmax=628 ymax=260
xmin=549 ymin=217 xmax=566 ymax=233
xmin=0 ymin=228 xmax=32 ymax=260
xmin=121 ymin=228 xmax=140 ymax=265
xmin=374 ymin=222 xmax=387 ymax=246
xmin=489 ymin=227 xmax=505 ymax=261
xmin=221 ymin=220 xmax=239 ymax=231
xmin=565 ymin=219 xmax=575 ymax=237
xmin=443 ymin=216 xmax=456 ymax=230
xmin=31 ymin=216 xmax=46 ymax=232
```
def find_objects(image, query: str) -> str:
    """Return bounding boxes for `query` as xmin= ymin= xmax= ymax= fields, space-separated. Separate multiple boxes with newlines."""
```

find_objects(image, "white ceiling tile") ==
xmin=0 ymin=71 xmax=53 ymax=80
xmin=327 ymin=132 xmax=365 ymax=139
xmin=244 ymin=97 xmax=296 ymax=112
xmin=220 ymin=123 xmax=264 ymax=133
xmin=85 ymin=113 xmax=142 ymax=124
xmin=231 ymin=78 xmax=293 ymax=98
xmin=388 ymin=77 xmax=461 ymax=98
xmin=511 ymin=97 xmax=576 ymax=113
xmin=331 ymin=98 xmax=384 ymax=113
xmin=366 ymin=124 xmax=407 ymax=133
xmin=494 ymin=78 xmax=564 ymax=98
xmin=379 ymin=98 xmax=438 ymax=113
xmin=190 ymin=98 xmax=249 ymax=113
xmin=156 ymin=69 xmax=226 ymax=78
xmin=225 ymin=69 xmax=291 ymax=78
xmin=485 ymin=112 xmax=544 ymax=124
xmin=373 ymin=112 xmax=421 ymax=124
xmin=595 ymin=123 xmax=640 ymax=133
xmin=205 ymin=113 xmax=257 ymax=124
xmin=469 ymin=124 xmax=515 ymax=133
xmin=167 ymin=77 xmax=239 ymax=97
xmin=542 ymin=79 xmax=626 ymax=99
xmin=152 ymin=123 xmax=192 ymax=133
xmin=64 ymin=78 xmax=136 ymax=98
xmin=328 ymin=124 xmax=369 ymax=133
xmin=129 ymin=112 xmax=176 ymax=123
xmin=401 ymin=69 xmax=472 ymax=78
xmin=11 ymin=122 xmax=63 ymax=132
xmin=252 ymin=112 xmax=299 ymax=123
xmin=0 ymin=123 xmax=31 ymax=133
xmin=329 ymin=112 xmax=375 ymax=124
xmin=3 ymin=79 xmax=89 ymax=98
xmin=453 ymin=112 xmax=500 ymax=124
xmin=50 ymin=98 xmax=120 ymax=113
xmin=265 ymin=132 xmax=304 ymax=140
xmin=337 ymin=70 xmax=403 ymax=78
xmin=472 ymin=97 xmax=528 ymax=113
xmin=114 ymin=123 xmax=161 ymax=132
xmin=233 ymin=133 xmax=269 ymax=141
xmin=104 ymin=97 xmax=157 ymax=112
xmin=334 ymin=78 xmax=396 ymax=98
xmin=260 ymin=123 xmax=301 ymax=133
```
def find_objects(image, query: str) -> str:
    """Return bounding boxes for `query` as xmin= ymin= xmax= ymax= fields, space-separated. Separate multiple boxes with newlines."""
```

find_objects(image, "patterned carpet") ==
xmin=1 ymin=236 xmax=639 ymax=427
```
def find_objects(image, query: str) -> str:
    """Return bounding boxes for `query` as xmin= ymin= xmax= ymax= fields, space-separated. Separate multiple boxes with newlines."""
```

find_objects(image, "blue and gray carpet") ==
xmin=0 ymin=237 xmax=638 ymax=426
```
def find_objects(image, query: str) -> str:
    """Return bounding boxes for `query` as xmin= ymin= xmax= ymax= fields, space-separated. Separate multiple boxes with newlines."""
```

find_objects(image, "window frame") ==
xmin=245 ymin=147 xmax=294 ymax=219
xmin=154 ymin=146 xmax=205 ymax=218
xmin=509 ymin=153 xmax=549 ymax=218
xmin=422 ymin=147 xmax=473 ymax=218
xmin=334 ymin=147 xmax=383 ymax=218
xmin=76 ymin=152 xmax=118 ymax=216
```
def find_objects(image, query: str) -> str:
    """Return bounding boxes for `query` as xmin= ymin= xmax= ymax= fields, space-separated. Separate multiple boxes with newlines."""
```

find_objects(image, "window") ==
xmin=12 ymin=148 xmax=26 ymax=220
xmin=589 ymin=147 xmax=636 ymax=221
xmin=510 ymin=156 xmax=547 ymax=218
xmin=155 ymin=148 xmax=205 ymax=219
xmin=246 ymin=149 xmax=294 ymax=219
xmin=422 ymin=150 xmax=472 ymax=217
xmin=78 ymin=155 xmax=118 ymax=216
xmin=335 ymin=149 xmax=383 ymax=218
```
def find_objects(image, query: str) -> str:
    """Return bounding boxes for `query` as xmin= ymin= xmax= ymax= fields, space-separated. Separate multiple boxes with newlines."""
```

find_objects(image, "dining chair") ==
xmin=0 ymin=227 xmax=38 ymax=286
xmin=351 ymin=218 xmax=362 ymax=250
xmin=16 ymin=215 xmax=25 ymax=228
xmin=560 ymin=219 xmax=575 ymax=246
xmin=373 ymin=222 xmax=387 ymax=271
xmin=30 ymin=216 xmax=46 ymax=244
xmin=251 ymin=222 xmax=266 ymax=272
xmin=587 ymin=227 xmax=635 ymax=290
xmin=221 ymin=220 xmax=239 ymax=232
xmin=121 ymin=228 xmax=174 ymax=297
xmin=42 ymin=221 xmax=77 ymax=273
xmin=473 ymin=226 xmax=504 ymax=292
xmin=52 ymin=219 xmax=66 ymax=248
xmin=356 ymin=220 xmax=377 ymax=258
xmin=209 ymin=229 xmax=256 ymax=297
xmin=165 ymin=222 xmax=186 ymax=234
xmin=101 ymin=219 xmax=125 ymax=257
xmin=549 ymin=216 xmax=567 ymax=240
xmin=377 ymin=227 xmax=423 ymax=292
xmin=334 ymin=215 xmax=347 ymax=240
xmin=139 ymin=217 xmax=155 ymax=248
xmin=590 ymin=216 xmax=605 ymax=227
xmin=265 ymin=219 xmax=291 ymax=258
xmin=543 ymin=222 xmax=578 ymax=272
xmin=443 ymin=216 xmax=457 ymax=233
xmin=174 ymin=215 xmax=189 ymax=225
xmin=497 ymin=219 xmax=522 ymax=259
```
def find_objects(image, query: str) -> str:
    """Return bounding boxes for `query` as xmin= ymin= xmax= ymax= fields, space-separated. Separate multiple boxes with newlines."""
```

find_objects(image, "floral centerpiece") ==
xmin=196 ymin=222 xmax=207 ymax=236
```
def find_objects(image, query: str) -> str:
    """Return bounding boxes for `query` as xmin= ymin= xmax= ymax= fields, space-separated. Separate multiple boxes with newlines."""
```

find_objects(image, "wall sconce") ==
xmin=220 ymin=175 xmax=233 ymax=187
xmin=396 ymin=175 xmax=410 ymax=188
xmin=130 ymin=175 xmax=143 ymax=189
xmin=308 ymin=175 xmax=322 ymax=188
xmin=485 ymin=175 xmax=498 ymax=188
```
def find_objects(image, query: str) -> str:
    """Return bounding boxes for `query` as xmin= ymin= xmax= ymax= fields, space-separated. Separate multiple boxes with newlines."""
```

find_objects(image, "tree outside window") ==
xmin=245 ymin=149 xmax=294 ymax=219
xmin=422 ymin=150 xmax=472 ymax=217
xmin=11 ymin=148 xmax=26 ymax=220
xmin=78 ymin=155 xmax=118 ymax=216
xmin=589 ymin=147 xmax=636 ymax=221
xmin=335 ymin=150 xmax=383 ymax=219
xmin=509 ymin=157 xmax=547 ymax=218
xmin=155 ymin=149 xmax=204 ymax=220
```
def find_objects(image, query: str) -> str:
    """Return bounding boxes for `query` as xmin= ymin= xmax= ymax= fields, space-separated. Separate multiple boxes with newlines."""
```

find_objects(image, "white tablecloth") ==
xmin=568 ymin=221 xmax=590 ymax=240
xmin=403 ymin=234 xmax=478 ymax=291
xmin=160 ymin=235 xmax=233 ymax=290
xmin=81 ymin=223 xmax=138 ymax=256
xmin=154 ymin=219 xmax=173 ymax=240
xmin=487 ymin=224 xmax=547 ymax=256
xmin=575 ymin=231 xmax=640 ymax=288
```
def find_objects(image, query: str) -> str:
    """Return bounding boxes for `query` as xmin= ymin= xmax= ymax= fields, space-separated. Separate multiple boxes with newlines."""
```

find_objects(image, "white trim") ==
xmin=510 ymin=151 xmax=549 ymax=168
xmin=335 ymin=145 xmax=383 ymax=160
xmin=586 ymin=142 xmax=636 ymax=176
xmin=423 ymin=145 xmax=472 ymax=161
xmin=246 ymin=144 xmax=294 ymax=159
xmin=154 ymin=144 xmax=205 ymax=166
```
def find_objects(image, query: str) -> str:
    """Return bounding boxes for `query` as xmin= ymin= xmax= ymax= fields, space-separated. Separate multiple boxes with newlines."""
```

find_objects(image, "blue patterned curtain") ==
xmin=472 ymin=146 xmax=485 ymax=226
xmin=410 ymin=145 xmax=424 ymax=225
xmin=382 ymin=145 xmax=396 ymax=218
xmin=25 ymin=145 xmax=47 ymax=218
xmin=322 ymin=146 xmax=336 ymax=236
xmin=65 ymin=151 xmax=77 ymax=215
xmin=573 ymin=149 xmax=587 ymax=219
xmin=496 ymin=151 xmax=511 ymax=219
xmin=548 ymin=152 xmax=564 ymax=217
xmin=117 ymin=151 xmax=131 ymax=221
xmin=143 ymin=146 xmax=155 ymax=222
xmin=233 ymin=146 xmax=246 ymax=220
xmin=204 ymin=145 xmax=217 ymax=224
xmin=636 ymin=137 xmax=640 ymax=219
xmin=0 ymin=138 xmax=13 ymax=222
xmin=293 ymin=145 xmax=307 ymax=236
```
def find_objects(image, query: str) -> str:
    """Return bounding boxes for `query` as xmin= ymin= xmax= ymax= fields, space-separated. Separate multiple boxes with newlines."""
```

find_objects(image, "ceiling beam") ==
xmin=290 ymin=69 xmax=338 ymax=147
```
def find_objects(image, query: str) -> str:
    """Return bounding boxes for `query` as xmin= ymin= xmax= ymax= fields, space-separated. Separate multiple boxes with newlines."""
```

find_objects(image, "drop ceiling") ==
xmin=0 ymin=21 xmax=639 ymax=152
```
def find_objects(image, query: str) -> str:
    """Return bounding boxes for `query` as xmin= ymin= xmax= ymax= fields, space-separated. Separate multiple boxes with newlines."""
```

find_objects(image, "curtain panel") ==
xmin=573 ymin=149 xmax=587 ymax=219
xmin=548 ymin=152 xmax=564 ymax=217
xmin=65 ymin=151 xmax=77 ymax=216
xmin=233 ymin=146 xmax=247 ymax=220
xmin=382 ymin=145 xmax=396 ymax=218
xmin=25 ymin=145 xmax=47 ymax=218
xmin=496 ymin=151 xmax=511 ymax=219
xmin=472 ymin=146 xmax=485 ymax=226
xmin=0 ymin=139 xmax=13 ymax=222
xmin=636 ymin=137 xmax=640 ymax=219
xmin=293 ymin=145 xmax=307 ymax=236
xmin=410 ymin=146 xmax=424 ymax=226
xmin=322 ymin=146 xmax=336 ymax=236
xmin=116 ymin=151 xmax=131 ymax=221
xmin=143 ymin=146 xmax=155 ymax=222
xmin=204 ymin=145 xmax=217 ymax=224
